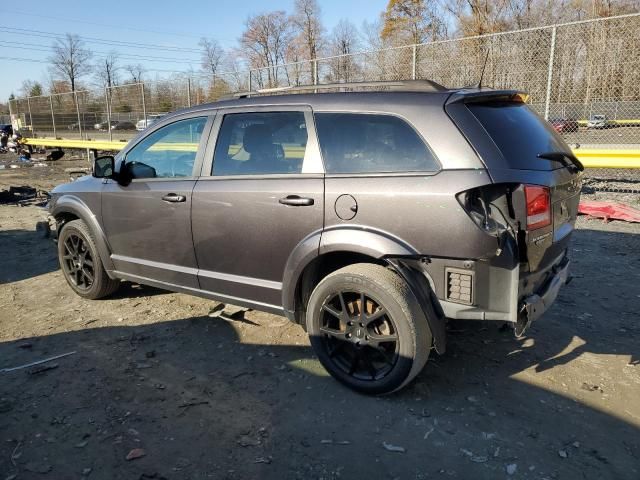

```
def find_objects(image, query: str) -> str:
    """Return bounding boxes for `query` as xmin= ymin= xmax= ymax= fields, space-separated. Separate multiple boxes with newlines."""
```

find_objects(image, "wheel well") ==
xmin=54 ymin=212 xmax=79 ymax=231
xmin=293 ymin=251 xmax=386 ymax=327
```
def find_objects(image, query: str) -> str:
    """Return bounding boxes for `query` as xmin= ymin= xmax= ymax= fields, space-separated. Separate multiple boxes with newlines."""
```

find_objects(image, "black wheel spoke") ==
xmin=328 ymin=341 xmax=345 ymax=359
xmin=362 ymin=353 xmax=378 ymax=379
xmin=319 ymin=289 xmax=399 ymax=382
xmin=368 ymin=331 xmax=398 ymax=347
xmin=82 ymin=267 xmax=94 ymax=283
xmin=364 ymin=308 xmax=387 ymax=326
xmin=338 ymin=292 xmax=348 ymax=320
xmin=322 ymin=303 xmax=341 ymax=320
xmin=62 ymin=233 xmax=94 ymax=290
xmin=320 ymin=326 xmax=346 ymax=340
xmin=348 ymin=352 xmax=360 ymax=375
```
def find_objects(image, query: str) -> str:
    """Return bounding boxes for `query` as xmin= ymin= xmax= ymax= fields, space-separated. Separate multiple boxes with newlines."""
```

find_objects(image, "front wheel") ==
xmin=306 ymin=263 xmax=432 ymax=395
xmin=57 ymin=219 xmax=119 ymax=299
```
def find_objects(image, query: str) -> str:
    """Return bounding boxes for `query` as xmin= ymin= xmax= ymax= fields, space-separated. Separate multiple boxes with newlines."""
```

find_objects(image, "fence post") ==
xmin=105 ymin=87 xmax=113 ymax=142
xmin=27 ymin=96 xmax=34 ymax=137
xmin=248 ymin=70 xmax=252 ymax=92
xmin=8 ymin=98 xmax=13 ymax=128
xmin=49 ymin=96 xmax=56 ymax=138
xmin=187 ymin=77 xmax=192 ymax=107
xmin=73 ymin=91 xmax=82 ymax=140
xmin=543 ymin=26 xmax=557 ymax=121
xmin=140 ymin=82 xmax=147 ymax=126
xmin=412 ymin=45 xmax=417 ymax=80
xmin=313 ymin=60 xmax=318 ymax=85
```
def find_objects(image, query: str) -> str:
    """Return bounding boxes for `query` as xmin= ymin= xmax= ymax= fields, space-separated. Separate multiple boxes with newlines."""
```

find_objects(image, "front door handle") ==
xmin=162 ymin=193 xmax=186 ymax=203
xmin=279 ymin=195 xmax=314 ymax=207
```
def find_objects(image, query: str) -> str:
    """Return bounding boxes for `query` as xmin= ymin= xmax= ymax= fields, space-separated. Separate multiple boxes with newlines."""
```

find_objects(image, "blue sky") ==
xmin=0 ymin=0 xmax=388 ymax=100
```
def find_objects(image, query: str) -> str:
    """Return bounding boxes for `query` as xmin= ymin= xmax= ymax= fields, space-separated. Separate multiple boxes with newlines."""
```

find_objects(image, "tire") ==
xmin=306 ymin=263 xmax=432 ymax=395
xmin=57 ymin=219 xmax=119 ymax=299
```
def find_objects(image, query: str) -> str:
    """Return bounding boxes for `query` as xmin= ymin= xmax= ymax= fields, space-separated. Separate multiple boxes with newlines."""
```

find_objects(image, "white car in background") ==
xmin=136 ymin=114 xmax=165 ymax=131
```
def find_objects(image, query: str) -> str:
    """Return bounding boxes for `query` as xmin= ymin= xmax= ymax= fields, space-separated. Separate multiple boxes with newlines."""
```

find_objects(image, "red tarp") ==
xmin=578 ymin=201 xmax=640 ymax=223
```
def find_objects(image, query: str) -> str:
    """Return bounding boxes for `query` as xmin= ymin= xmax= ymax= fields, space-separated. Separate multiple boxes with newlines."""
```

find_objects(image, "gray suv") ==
xmin=48 ymin=81 xmax=583 ymax=394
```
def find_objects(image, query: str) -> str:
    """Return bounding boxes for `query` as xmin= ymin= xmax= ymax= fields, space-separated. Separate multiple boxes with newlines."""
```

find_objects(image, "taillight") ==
xmin=524 ymin=185 xmax=551 ymax=230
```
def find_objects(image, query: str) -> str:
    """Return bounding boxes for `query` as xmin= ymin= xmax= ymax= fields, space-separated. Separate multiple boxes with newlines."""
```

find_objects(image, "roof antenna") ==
xmin=474 ymin=49 xmax=491 ymax=89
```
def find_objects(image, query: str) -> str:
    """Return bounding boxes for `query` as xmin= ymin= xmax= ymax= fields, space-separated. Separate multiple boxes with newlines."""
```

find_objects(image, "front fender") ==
xmin=51 ymin=195 xmax=115 ymax=275
xmin=281 ymin=226 xmax=418 ymax=317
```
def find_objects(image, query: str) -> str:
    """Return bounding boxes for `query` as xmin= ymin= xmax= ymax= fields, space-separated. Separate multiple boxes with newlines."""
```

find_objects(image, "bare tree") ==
xmin=381 ymin=0 xmax=447 ymax=45
xmin=328 ymin=19 xmax=362 ymax=82
xmin=443 ymin=0 xmax=511 ymax=36
xmin=48 ymin=33 xmax=92 ymax=92
xmin=199 ymin=38 xmax=225 ymax=76
xmin=241 ymin=11 xmax=294 ymax=87
xmin=95 ymin=52 xmax=120 ymax=89
xmin=292 ymin=0 xmax=325 ymax=82
xmin=125 ymin=64 xmax=146 ymax=83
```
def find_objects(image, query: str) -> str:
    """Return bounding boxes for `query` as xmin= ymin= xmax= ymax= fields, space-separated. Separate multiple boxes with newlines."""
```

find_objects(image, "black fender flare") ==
xmin=282 ymin=226 xmax=446 ymax=353
xmin=51 ymin=195 xmax=116 ymax=275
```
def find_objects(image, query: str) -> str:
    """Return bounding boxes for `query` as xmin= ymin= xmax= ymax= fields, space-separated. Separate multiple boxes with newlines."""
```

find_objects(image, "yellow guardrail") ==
xmin=573 ymin=149 xmax=640 ymax=169
xmin=22 ymin=137 xmax=198 ymax=152
xmin=21 ymin=137 xmax=640 ymax=169
xmin=577 ymin=119 xmax=640 ymax=126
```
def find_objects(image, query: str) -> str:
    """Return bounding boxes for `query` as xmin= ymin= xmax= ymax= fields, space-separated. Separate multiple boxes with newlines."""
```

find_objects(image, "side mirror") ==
xmin=93 ymin=155 xmax=115 ymax=178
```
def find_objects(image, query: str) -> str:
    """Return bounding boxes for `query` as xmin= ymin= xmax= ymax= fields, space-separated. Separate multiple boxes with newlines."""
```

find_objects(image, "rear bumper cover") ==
xmin=520 ymin=257 xmax=570 ymax=325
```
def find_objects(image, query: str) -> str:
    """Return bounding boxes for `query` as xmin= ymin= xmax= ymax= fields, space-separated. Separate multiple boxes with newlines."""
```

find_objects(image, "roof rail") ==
xmin=233 ymin=80 xmax=447 ymax=98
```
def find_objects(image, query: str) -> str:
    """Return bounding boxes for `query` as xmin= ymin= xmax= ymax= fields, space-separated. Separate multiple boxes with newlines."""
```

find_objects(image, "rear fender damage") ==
xmin=386 ymin=257 xmax=447 ymax=355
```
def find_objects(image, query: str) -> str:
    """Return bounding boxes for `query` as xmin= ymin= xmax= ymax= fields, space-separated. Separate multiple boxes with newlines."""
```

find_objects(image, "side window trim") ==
xmin=314 ymin=111 xmax=441 ymax=176
xmin=122 ymin=113 xmax=214 ymax=182
xmin=199 ymin=105 xmax=324 ymax=178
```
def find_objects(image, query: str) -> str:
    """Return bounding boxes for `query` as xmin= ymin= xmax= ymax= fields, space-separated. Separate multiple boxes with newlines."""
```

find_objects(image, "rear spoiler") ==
xmin=446 ymin=89 xmax=529 ymax=105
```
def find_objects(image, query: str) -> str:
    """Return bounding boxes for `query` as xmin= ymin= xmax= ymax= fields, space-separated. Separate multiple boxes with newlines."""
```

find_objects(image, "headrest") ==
xmin=243 ymin=124 xmax=272 ymax=154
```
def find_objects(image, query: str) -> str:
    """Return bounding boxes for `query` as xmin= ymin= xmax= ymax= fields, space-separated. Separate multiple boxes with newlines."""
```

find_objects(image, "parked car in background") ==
xmin=0 ymin=124 xmax=13 ymax=136
xmin=68 ymin=120 xmax=95 ymax=130
xmin=48 ymin=81 xmax=583 ymax=394
xmin=587 ymin=114 xmax=608 ymax=129
xmin=94 ymin=121 xmax=118 ymax=131
xmin=136 ymin=114 xmax=165 ymax=131
xmin=550 ymin=118 xmax=579 ymax=133
xmin=111 ymin=121 xmax=136 ymax=131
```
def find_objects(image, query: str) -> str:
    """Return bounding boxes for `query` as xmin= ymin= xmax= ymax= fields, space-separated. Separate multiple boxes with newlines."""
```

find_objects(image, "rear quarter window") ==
xmin=314 ymin=113 xmax=438 ymax=174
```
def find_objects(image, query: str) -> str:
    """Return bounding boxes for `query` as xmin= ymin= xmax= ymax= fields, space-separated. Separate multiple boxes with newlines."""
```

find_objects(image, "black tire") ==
xmin=306 ymin=263 xmax=432 ymax=395
xmin=57 ymin=219 xmax=119 ymax=299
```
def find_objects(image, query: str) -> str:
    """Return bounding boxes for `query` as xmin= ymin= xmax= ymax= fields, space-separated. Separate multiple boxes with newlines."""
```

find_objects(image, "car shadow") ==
xmin=0 ymin=228 xmax=58 ymax=284
xmin=0 ymin=226 xmax=638 ymax=479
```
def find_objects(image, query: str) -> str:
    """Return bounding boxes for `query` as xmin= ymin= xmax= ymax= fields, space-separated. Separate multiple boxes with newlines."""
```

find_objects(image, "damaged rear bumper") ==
xmin=517 ymin=257 xmax=570 ymax=334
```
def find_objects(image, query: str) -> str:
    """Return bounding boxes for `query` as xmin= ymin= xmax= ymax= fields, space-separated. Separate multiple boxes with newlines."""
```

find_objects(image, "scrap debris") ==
xmin=0 ymin=351 xmax=76 ymax=373
xmin=0 ymin=185 xmax=49 ymax=205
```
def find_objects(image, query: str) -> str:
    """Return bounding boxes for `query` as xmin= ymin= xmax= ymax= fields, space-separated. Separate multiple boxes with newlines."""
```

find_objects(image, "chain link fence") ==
xmin=8 ymin=13 xmax=640 ymax=148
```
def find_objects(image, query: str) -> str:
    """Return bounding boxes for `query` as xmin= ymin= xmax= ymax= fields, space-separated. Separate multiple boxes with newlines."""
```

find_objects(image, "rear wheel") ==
xmin=306 ymin=263 xmax=432 ymax=394
xmin=57 ymin=219 xmax=119 ymax=299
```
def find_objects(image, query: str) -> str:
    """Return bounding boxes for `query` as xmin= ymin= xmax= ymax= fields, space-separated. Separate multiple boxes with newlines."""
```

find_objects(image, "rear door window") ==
xmin=212 ymin=112 xmax=307 ymax=176
xmin=467 ymin=102 xmax=571 ymax=170
xmin=314 ymin=113 xmax=438 ymax=174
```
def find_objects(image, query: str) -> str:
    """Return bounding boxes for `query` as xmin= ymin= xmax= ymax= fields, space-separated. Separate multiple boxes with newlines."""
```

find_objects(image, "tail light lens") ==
xmin=524 ymin=185 xmax=551 ymax=230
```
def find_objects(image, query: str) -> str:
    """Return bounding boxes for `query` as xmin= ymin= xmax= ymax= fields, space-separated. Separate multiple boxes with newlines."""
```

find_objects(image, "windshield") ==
xmin=467 ymin=102 xmax=572 ymax=171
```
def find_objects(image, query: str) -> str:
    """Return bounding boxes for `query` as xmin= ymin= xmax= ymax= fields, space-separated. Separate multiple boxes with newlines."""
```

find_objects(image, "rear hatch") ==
xmin=446 ymin=90 xmax=583 ymax=274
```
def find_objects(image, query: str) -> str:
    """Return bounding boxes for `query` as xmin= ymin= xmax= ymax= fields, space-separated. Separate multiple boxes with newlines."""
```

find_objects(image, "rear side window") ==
xmin=212 ymin=112 xmax=307 ymax=176
xmin=315 ymin=113 xmax=438 ymax=174
xmin=467 ymin=102 xmax=569 ymax=170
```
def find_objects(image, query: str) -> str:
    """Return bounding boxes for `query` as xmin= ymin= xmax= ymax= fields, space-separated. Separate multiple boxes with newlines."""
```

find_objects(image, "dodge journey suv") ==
xmin=48 ymin=80 xmax=583 ymax=394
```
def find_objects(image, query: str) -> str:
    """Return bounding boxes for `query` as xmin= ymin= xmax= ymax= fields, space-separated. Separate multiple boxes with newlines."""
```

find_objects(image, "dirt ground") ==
xmin=1 ymin=157 xmax=639 ymax=480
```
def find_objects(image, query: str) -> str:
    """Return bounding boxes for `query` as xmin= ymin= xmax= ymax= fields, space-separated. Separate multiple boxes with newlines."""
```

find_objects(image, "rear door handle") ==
xmin=162 ymin=193 xmax=186 ymax=203
xmin=279 ymin=195 xmax=314 ymax=206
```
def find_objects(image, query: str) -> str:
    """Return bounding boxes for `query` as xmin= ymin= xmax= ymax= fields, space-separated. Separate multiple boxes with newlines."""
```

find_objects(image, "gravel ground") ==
xmin=0 ymin=155 xmax=639 ymax=479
